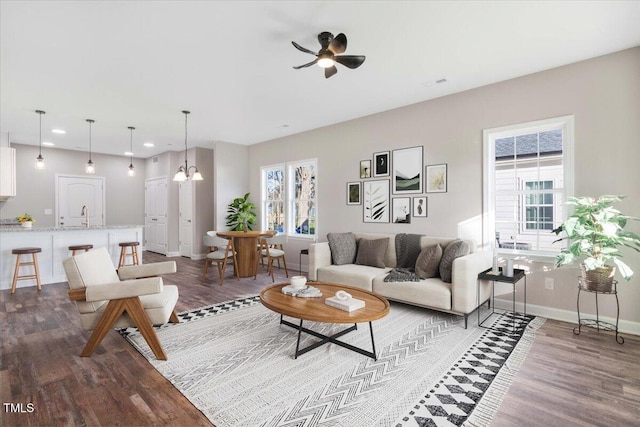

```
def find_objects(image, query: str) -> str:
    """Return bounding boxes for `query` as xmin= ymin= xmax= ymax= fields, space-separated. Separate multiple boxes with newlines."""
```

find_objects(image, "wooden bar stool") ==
xmin=68 ymin=244 xmax=93 ymax=256
xmin=118 ymin=242 xmax=140 ymax=268
xmin=11 ymin=247 xmax=42 ymax=294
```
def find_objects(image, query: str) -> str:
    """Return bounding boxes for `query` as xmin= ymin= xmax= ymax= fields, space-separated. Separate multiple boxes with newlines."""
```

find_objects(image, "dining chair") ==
xmin=254 ymin=234 xmax=289 ymax=282
xmin=203 ymin=232 xmax=239 ymax=285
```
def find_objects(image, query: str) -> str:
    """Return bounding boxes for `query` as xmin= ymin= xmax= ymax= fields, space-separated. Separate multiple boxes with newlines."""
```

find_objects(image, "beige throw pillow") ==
xmin=415 ymin=244 xmax=443 ymax=279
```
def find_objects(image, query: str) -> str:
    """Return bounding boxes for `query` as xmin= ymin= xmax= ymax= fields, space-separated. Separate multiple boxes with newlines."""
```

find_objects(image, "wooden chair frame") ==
xmin=68 ymin=288 xmax=179 ymax=360
xmin=203 ymin=238 xmax=239 ymax=285
xmin=254 ymin=238 xmax=289 ymax=282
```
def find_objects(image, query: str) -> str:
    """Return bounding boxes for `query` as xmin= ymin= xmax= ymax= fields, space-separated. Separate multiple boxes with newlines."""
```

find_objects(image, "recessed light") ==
xmin=42 ymin=141 xmax=55 ymax=146
xmin=124 ymin=151 xmax=133 ymax=156
xmin=435 ymin=78 xmax=448 ymax=84
xmin=143 ymin=142 xmax=154 ymax=147
xmin=51 ymin=129 xmax=66 ymax=134
xmin=279 ymin=124 xmax=289 ymax=129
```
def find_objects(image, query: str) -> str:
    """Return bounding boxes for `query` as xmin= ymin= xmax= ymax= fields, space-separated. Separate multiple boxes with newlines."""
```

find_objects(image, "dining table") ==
xmin=216 ymin=230 xmax=276 ymax=277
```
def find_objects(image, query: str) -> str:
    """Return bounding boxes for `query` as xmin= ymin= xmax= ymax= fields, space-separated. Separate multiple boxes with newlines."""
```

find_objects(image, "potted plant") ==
xmin=225 ymin=193 xmax=257 ymax=231
xmin=17 ymin=213 xmax=35 ymax=228
xmin=553 ymin=195 xmax=640 ymax=292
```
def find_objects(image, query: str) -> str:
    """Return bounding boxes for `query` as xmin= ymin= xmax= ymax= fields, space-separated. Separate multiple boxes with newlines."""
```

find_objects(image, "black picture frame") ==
xmin=373 ymin=151 xmax=390 ymax=177
xmin=392 ymin=146 xmax=423 ymax=194
xmin=347 ymin=182 xmax=361 ymax=205
xmin=392 ymin=197 xmax=411 ymax=224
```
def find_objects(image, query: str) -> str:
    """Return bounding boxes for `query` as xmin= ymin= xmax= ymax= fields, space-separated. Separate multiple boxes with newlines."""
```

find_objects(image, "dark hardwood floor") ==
xmin=1 ymin=252 xmax=638 ymax=426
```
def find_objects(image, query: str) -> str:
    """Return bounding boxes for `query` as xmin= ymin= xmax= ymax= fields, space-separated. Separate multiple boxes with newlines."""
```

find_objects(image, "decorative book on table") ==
xmin=325 ymin=296 xmax=365 ymax=312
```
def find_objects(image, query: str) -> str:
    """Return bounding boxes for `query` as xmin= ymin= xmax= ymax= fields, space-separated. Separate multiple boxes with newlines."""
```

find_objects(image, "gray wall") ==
xmin=248 ymin=48 xmax=640 ymax=327
xmin=194 ymin=146 xmax=215 ymax=254
xmin=0 ymin=143 xmax=146 ymax=227
xmin=214 ymin=141 xmax=249 ymax=231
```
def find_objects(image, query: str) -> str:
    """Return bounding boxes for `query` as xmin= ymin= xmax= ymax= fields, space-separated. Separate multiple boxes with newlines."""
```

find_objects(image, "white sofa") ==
xmin=309 ymin=232 xmax=493 ymax=327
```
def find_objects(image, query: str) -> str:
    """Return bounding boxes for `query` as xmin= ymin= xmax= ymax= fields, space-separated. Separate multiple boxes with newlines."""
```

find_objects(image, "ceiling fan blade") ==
xmin=335 ymin=55 xmax=366 ymax=69
xmin=293 ymin=59 xmax=318 ymax=69
xmin=291 ymin=41 xmax=317 ymax=56
xmin=329 ymin=33 xmax=347 ymax=54
xmin=324 ymin=65 xmax=337 ymax=79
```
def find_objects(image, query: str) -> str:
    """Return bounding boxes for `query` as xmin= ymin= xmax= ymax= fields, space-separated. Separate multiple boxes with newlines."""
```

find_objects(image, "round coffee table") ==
xmin=260 ymin=282 xmax=390 ymax=360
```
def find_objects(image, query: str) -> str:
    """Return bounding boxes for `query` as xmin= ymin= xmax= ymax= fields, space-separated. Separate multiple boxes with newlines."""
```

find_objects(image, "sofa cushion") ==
xmin=372 ymin=274 xmax=452 ymax=311
xmin=415 ymin=243 xmax=442 ymax=279
xmin=327 ymin=232 xmax=357 ymax=265
xmin=439 ymin=239 xmax=470 ymax=283
xmin=317 ymin=264 xmax=390 ymax=291
xmin=355 ymin=238 xmax=389 ymax=268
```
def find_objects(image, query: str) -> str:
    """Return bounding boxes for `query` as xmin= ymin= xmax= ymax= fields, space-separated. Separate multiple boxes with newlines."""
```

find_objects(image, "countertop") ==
xmin=0 ymin=225 xmax=144 ymax=232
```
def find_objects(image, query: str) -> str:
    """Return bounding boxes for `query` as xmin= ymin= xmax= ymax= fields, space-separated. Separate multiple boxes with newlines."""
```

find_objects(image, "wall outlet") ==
xmin=545 ymin=277 xmax=555 ymax=290
xmin=44 ymin=208 xmax=52 ymax=215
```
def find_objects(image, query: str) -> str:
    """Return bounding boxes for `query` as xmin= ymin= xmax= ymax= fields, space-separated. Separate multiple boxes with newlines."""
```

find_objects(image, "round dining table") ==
xmin=216 ymin=230 xmax=275 ymax=277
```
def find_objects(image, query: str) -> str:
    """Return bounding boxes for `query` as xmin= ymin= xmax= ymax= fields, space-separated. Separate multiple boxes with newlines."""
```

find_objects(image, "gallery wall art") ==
xmin=373 ymin=151 xmax=390 ymax=177
xmin=392 ymin=197 xmax=411 ymax=223
xmin=347 ymin=182 xmax=361 ymax=205
xmin=360 ymin=160 xmax=371 ymax=178
xmin=413 ymin=196 xmax=427 ymax=217
xmin=426 ymin=164 xmax=447 ymax=193
xmin=392 ymin=146 xmax=423 ymax=194
xmin=363 ymin=180 xmax=390 ymax=223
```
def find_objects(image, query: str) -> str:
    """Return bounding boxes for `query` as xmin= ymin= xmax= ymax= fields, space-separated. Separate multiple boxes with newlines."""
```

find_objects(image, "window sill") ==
xmin=286 ymin=234 xmax=317 ymax=241
xmin=496 ymin=249 xmax=558 ymax=264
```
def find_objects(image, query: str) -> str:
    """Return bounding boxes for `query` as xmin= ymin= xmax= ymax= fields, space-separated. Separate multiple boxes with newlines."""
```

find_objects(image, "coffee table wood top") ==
xmin=260 ymin=283 xmax=390 ymax=324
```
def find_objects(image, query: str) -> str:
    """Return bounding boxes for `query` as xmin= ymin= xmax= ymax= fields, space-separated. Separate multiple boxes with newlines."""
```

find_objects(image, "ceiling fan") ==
xmin=292 ymin=32 xmax=366 ymax=79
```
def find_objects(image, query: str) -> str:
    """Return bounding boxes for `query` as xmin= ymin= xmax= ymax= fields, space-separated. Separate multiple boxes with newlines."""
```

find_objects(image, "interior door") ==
xmin=179 ymin=181 xmax=193 ymax=257
xmin=57 ymin=175 xmax=105 ymax=227
xmin=145 ymin=177 xmax=168 ymax=254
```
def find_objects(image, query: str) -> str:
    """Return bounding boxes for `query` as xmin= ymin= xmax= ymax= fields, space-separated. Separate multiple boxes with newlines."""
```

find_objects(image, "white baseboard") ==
xmin=493 ymin=299 xmax=640 ymax=336
xmin=165 ymin=251 xmax=180 ymax=257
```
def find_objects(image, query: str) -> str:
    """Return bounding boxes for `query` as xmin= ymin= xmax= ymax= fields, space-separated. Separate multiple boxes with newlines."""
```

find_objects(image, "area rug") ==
xmin=120 ymin=297 xmax=543 ymax=427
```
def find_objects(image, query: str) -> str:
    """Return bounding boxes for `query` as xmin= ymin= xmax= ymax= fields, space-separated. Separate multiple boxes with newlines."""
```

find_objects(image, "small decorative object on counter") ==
xmin=325 ymin=290 xmax=366 ymax=312
xmin=17 ymin=213 xmax=34 ymax=228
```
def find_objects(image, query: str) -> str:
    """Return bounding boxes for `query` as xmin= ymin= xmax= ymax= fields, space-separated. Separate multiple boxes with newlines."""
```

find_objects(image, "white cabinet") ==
xmin=0 ymin=147 xmax=16 ymax=200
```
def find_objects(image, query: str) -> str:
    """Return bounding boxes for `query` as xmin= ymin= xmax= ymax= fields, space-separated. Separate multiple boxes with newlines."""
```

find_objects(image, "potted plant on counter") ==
xmin=553 ymin=195 xmax=640 ymax=291
xmin=226 ymin=193 xmax=257 ymax=231
xmin=17 ymin=213 xmax=35 ymax=228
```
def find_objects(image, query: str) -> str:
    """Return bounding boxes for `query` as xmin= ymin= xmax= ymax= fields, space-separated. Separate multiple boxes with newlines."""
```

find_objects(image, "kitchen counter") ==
xmin=1 ymin=225 xmax=144 ymax=291
xmin=0 ymin=224 xmax=143 ymax=232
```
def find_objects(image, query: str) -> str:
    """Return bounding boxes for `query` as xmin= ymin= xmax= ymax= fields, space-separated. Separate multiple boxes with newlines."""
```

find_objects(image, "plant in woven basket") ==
xmin=552 ymin=195 xmax=640 ymax=287
xmin=225 ymin=193 xmax=257 ymax=231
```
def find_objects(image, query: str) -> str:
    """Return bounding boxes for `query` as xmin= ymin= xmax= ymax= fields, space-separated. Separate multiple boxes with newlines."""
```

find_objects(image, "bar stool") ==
xmin=11 ymin=247 xmax=42 ymax=294
xmin=68 ymin=244 xmax=93 ymax=256
xmin=118 ymin=241 xmax=140 ymax=268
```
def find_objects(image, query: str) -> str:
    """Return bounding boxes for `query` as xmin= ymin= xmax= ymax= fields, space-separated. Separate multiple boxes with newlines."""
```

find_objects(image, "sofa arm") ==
xmin=309 ymin=242 xmax=332 ymax=281
xmin=451 ymin=251 xmax=492 ymax=314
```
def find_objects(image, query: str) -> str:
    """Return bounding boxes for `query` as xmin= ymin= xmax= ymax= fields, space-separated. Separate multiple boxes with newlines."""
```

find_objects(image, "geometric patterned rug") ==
xmin=120 ymin=298 xmax=543 ymax=427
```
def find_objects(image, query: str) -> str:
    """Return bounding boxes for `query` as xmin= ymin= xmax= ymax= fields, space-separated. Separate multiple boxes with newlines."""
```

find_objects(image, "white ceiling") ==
xmin=1 ymin=1 xmax=639 ymax=159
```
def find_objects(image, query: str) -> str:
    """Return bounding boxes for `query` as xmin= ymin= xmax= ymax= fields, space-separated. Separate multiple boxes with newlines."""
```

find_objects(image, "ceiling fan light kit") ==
xmin=292 ymin=31 xmax=365 ymax=78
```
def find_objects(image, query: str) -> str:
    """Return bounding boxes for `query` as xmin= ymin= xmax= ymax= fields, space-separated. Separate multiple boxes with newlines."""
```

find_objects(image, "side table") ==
xmin=477 ymin=267 xmax=527 ymax=333
xmin=299 ymin=248 xmax=309 ymax=275
xmin=573 ymin=278 xmax=623 ymax=344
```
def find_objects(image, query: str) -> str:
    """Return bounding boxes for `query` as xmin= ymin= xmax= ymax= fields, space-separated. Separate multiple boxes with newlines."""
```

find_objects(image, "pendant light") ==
xmin=85 ymin=119 xmax=95 ymax=174
xmin=173 ymin=110 xmax=203 ymax=182
xmin=35 ymin=110 xmax=46 ymax=169
xmin=127 ymin=126 xmax=136 ymax=177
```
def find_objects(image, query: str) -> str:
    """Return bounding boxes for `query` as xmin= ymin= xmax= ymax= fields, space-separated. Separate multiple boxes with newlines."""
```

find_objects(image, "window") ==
xmin=262 ymin=165 xmax=285 ymax=233
xmin=261 ymin=159 xmax=317 ymax=238
xmin=483 ymin=116 xmax=574 ymax=255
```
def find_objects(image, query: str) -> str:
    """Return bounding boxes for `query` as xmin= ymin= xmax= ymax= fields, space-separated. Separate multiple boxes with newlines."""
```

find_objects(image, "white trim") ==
xmin=493 ymin=299 xmax=640 ymax=336
xmin=483 ymin=115 xmax=575 ymax=252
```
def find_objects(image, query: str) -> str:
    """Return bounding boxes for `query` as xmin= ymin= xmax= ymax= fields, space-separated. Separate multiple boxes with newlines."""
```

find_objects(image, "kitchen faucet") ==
xmin=81 ymin=205 xmax=89 ymax=228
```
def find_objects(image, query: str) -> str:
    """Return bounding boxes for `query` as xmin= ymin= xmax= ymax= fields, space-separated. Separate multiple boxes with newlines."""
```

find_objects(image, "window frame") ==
xmin=260 ymin=158 xmax=318 ymax=240
xmin=482 ymin=115 xmax=574 ymax=260
xmin=521 ymin=179 xmax=556 ymax=233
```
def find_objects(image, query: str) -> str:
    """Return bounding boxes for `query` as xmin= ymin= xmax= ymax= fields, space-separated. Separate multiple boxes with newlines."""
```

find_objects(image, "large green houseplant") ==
xmin=553 ymin=195 xmax=640 ymax=291
xmin=225 ymin=193 xmax=257 ymax=231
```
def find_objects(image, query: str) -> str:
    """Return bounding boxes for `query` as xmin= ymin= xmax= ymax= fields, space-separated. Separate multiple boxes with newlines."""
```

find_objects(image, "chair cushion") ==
xmin=207 ymin=251 xmax=234 ymax=260
xmin=415 ymin=244 xmax=442 ymax=279
xmin=355 ymin=238 xmax=389 ymax=268
xmin=439 ymin=240 xmax=470 ymax=283
xmin=317 ymin=264 xmax=389 ymax=291
xmin=327 ymin=232 xmax=357 ymax=265
xmin=262 ymin=248 xmax=285 ymax=257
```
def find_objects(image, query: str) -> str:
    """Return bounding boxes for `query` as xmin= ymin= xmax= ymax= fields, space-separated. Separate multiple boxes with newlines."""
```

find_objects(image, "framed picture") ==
xmin=392 ymin=197 xmax=411 ymax=223
xmin=426 ymin=163 xmax=447 ymax=193
xmin=347 ymin=182 xmax=361 ymax=205
xmin=360 ymin=160 xmax=371 ymax=179
xmin=363 ymin=180 xmax=390 ymax=223
xmin=413 ymin=196 xmax=427 ymax=217
xmin=373 ymin=151 xmax=390 ymax=177
xmin=392 ymin=146 xmax=423 ymax=194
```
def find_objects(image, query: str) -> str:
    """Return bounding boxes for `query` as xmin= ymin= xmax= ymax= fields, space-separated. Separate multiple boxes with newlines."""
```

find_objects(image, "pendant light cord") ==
xmin=38 ymin=112 xmax=42 ymax=156
xmin=183 ymin=111 xmax=189 ymax=169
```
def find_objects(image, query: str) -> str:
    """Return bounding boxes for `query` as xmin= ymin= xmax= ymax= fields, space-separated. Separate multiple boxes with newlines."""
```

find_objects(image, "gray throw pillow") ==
xmin=439 ymin=240 xmax=470 ymax=283
xmin=415 ymin=244 xmax=443 ymax=279
xmin=327 ymin=232 xmax=357 ymax=265
xmin=355 ymin=238 xmax=389 ymax=268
